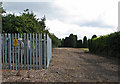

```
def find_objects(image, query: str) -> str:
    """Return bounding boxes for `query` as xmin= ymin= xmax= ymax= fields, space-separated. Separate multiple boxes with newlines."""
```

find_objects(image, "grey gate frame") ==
xmin=1 ymin=33 xmax=52 ymax=70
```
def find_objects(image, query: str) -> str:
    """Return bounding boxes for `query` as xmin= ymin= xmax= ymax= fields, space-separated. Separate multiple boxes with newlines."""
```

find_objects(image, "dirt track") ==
xmin=2 ymin=48 xmax=119 ymax=82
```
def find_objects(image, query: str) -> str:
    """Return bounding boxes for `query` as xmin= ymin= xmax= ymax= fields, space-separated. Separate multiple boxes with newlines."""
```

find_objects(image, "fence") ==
xmin=0 ymin=34 xmax=1 ymax=70
xmin=1 ymin=33 xmax=52 ymax=70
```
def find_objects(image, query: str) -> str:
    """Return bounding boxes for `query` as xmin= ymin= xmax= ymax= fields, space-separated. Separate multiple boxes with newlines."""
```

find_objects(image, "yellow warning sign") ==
xmin=13 ymin=39 xmax=18 ymax=47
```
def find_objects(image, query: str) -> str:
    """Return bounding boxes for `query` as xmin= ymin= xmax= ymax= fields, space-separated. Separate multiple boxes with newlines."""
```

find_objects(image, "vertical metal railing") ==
xmin=8 ymin=34 xmax=11 ymax=70
xmin=33 ymin=33 xmax=35 ymax=69
xmin=47 ymin=34 xmax=52 ymax=68
xmin=27 ymin=33 xmax=29 ymax=70
xmin=44 ymin=33 xmax=47 ymax=69
xmin=35 ymin=34 xmax=38 ymax=70
xmin=2 ymin=34 xmax=4 ymax=69
xmin=30 ymin=33 xmax=32 ymax=69
xmin=1 ymin=33 xmax=52 ymax=70
xmin=20 ymin=34 xmax=23 ymax=69
xmin=18 ymin=33 xmax=20 ymax=69
xmin=0 ymin=34 xmax=1 ymax=70
xmin=5 ymin=34 xmax=7 ymax=69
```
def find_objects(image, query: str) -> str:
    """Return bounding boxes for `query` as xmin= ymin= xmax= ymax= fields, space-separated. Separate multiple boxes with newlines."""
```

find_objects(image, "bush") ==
xmin=88 ymin=32 xmax=120 ymax=58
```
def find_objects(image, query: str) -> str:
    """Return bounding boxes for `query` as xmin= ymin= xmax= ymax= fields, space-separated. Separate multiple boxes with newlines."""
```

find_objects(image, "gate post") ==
xmin=43 ymin=33 xmax=47 ymax=69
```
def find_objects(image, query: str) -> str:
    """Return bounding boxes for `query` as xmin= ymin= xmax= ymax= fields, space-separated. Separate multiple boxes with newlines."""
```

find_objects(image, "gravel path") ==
xmin=2 ymin=48 xmax=119 ymax=82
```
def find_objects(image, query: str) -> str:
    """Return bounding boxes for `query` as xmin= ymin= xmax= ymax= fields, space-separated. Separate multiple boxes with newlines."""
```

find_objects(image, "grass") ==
xmin=80 ymin=48 xmax=89 ymax=51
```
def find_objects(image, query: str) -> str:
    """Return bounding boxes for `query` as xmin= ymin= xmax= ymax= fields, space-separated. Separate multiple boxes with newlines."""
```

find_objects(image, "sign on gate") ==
xmin=1 ymin=33 xmax=52 ymax=70
xmin=13 ymin=39 xmax=18 ymax=47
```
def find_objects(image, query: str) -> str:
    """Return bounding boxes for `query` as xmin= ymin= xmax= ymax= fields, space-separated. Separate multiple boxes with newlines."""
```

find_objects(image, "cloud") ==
xmin=3 ymin=2 xmax=67 ymax=21
xmin=2 ymin=0 xmax=56 ymax=2
xmin=2 ymin=1 xmax=119 ymax=39
xmin=79 ymin=20 xmax=114 ymax=28
xmin=53 ymin=0 xmax=118 ymax=28
xmin=46 ymin=19 xmax=114 ymax=39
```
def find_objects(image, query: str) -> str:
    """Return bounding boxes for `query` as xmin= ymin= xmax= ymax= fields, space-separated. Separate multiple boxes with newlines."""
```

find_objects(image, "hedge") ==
xmin=88 ymin=32 xmax=120 ymax=58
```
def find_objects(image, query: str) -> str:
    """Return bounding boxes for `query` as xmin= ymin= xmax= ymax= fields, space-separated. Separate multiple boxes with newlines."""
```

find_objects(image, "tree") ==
xmin=92 ymin=35 xmax=97 ymax=39
xmin=61 ymin=34 xmax=77 ymax=48
xmin=0 ymin=2 xmax=6 ymax=33
xmin=76 ymin=40 xmax=82 ymax=48
xmin=49 ymin=33 xmax=61 ymax=48
xmin=83 ymin=36 xmax=88 ymax=48
xmin=69 ymin=34 xmax=76 ymax=47
xmin=2 ymin=9 xmax=46 ymax=33
xmin=2 ymin=9 xmax=60 ymax=47
xmin=0 ymin=2 xmax=6 ymax=14
xmin=60 ymin=38 xmax=65 ymax=47
xmin=73 ymin=35 xmax=77 ymax=47
xmin=63 ymin=37 xmax=70 ymax=47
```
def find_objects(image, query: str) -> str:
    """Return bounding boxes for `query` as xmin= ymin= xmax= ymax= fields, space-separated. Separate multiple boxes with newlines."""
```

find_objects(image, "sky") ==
xmin=2 ymin=0 xmax=119 ymax=39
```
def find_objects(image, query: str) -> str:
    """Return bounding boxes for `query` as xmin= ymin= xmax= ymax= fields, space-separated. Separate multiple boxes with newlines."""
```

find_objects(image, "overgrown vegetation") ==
xmin=88 ymin=32 xmax=120 ymax=58
xmin=82 ymin=36 xmax=88 ymax=48
xmin=2 ymin=8 xmax=61 ymax=47
xmin=60 ymin=34 xmax=77 ymax=48
xmin=60 ymin=34 xmax=88 ymax=48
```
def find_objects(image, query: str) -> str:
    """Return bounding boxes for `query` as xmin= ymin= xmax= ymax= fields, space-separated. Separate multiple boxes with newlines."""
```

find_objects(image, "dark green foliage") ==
xmin=0 ymin=2 xmax=5 ymax=33
xmin=60 ymin=34 xmax=89 ymax=48
xmin=83 ymin=36 xmax=88 ymax=48
xmin=76 ymin=40 xmax=82 ymax=48
xmin=2 ymin=9 xmax=44 ymax=33
xmin=92 ymin=35 xmax=97 ymax=39
xmin=88 ymin=32 xmax=120 ymax=58
xmin=48 ymin=33 xmax=61 ymax=48
xmin=69 ymin=34 xmax=77 ymax=47
xmin=61 ymin=33 xmax=77 ymax=48
xmin=2 ymin=9 xmax=61 ymax=48
xmin=60 ymin=38 xmax=65 ymax=47
xmin=0 ymin=2 xmax=6 ymax=14
xmin=63 ymin=37 xmax=71 ymax=47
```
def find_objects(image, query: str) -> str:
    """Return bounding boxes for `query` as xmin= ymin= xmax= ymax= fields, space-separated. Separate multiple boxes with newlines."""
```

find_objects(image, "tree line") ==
xmin=59 ymin=34 xmax=96 ymax=48
xmin=1 ymin=5 xmax=61 ymax=47
xmin=1 ymin=2 xmax=97 ymax=48
xmin=88 ymin=32 xmax=120 ymax=58
xmin=1 ymin=2 xmax=99 ymax=48
xmin=1 ymin=5 xmax=95 ymax=49
xmin=3 ymin=2 xmax=115 ymax=51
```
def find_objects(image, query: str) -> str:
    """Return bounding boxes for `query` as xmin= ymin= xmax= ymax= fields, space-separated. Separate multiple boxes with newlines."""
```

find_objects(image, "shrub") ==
xmin=88 ymin=32 xmax=120 ymax=58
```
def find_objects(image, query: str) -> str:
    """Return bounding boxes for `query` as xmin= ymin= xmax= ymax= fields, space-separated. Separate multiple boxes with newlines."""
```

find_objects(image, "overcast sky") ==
xmin=2 ymin=0 xmax=119 ymax=39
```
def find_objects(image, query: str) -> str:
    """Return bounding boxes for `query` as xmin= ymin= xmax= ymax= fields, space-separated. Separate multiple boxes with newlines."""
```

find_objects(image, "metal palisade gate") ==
xmin=46 ymin=34 xmax=52 ymax=68
xmin=1 ymin=33 xmax=52 ymax=70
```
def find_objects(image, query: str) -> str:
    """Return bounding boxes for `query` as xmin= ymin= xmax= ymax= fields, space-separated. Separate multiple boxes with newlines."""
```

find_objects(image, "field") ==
xmin=2 ymin=48 xmax=119 ymax=82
